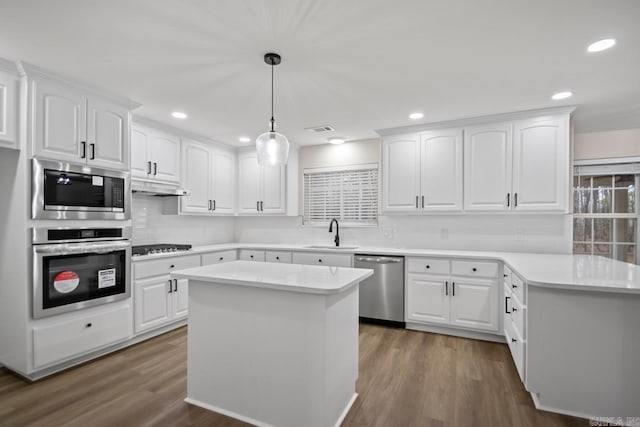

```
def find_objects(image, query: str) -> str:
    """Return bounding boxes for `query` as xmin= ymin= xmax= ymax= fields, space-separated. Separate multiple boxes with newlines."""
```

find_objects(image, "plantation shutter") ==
xmin=303 ymin=167 xmax=378 ymax=225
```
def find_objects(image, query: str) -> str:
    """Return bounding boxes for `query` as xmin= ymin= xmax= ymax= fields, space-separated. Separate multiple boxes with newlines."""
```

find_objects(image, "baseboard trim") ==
xmin=406 ymin=322 xmax=506 ymax=343
xmin=184 ymin=397 xmax=274 ymax=427
xmin=335 ymin=393 xmax=358 ymax=427
xmin=530 ymin=392 xmax=596 ymax=422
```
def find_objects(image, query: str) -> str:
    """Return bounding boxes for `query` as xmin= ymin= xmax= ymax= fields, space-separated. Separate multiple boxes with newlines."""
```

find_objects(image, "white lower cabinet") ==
xmin=292 ymin=252 xmax=353 ymax=267
xmin=32 ymin=303 xmax=132 ymax=369
xmin=406 ymin=257 xmax=499 ymax=333
xmin=504 ymin=266 xmax=527 ymax=382
xmin=265 ymin=251 xmax=292 ymax=263
xmin=239 ymin=249 xmax=265 ymax=262
xmin=133 ymin=254 xmax=200 ymax=334
xmin=201 ymin=250 xmax=238 ymax=265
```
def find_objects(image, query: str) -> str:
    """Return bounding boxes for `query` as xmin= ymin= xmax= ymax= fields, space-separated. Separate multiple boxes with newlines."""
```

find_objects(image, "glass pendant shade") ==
xmin=256 ymin=130 xmax=289 ymax=166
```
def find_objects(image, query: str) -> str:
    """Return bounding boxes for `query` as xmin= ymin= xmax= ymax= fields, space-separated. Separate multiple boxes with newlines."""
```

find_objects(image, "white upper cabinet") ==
xmin=31 ymin=75 xmax=130 ymax=170
xmin=131 ymin=123 xmax=180 ymax=183
xmin=464 ymin=122 xmax=513 ymax=211
xmin=0 ymin=67 xmax=19 ymax=150
xmin=180 ymin=138 xmax=236 ymax=215
xmin=382 ymin=130 xmax=462 ymax=213
xmin=512 ymin=116 xmax=568 ymax=212
xmin=382 ymin=134 xmax=421 ymax=212
xmin=420 ymin=129 xmax=463 ymax=211
xmin=86 ymin=97 xmax=129 ymax=170
xmin=238 ymin=150 xmax=286 ymax=215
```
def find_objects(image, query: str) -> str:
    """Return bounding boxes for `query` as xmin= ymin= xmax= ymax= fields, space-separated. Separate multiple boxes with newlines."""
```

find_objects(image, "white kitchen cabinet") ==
xmin=512 ymin=116 xmax=568 ymax=211
xmin=0 ymin=67 xmax=19 ymax=150
xmin=464 ymin=122 xmax=513 ymax=211
xmin=179 ymin=139 xmax=236 ymax=215
xmin=201 ymin=250 xmax=238 ymax=265
xmin=406 ymin=257 xmax=499 ymax=333
xmin=265 ymin=251 xmax=292 ymax=263
xmin=238 ymin=150 xmax=286 ymax=215
xmin=406 ymin=274 xmax=450 ymax=324
xmin=32 ymin=76 xmax=130 ymax=170
xmin=464 ymin=115 xmax=570 ymax=213
xmin=131 ymin=123 xmax=180 ymax=183
xmin=291 ymin=252 xmax=353 ymax=267
xmin=382 ymin=129 xmax=462 ymax=213
xmin=133 ymin=254 xmax=200 ymax=334
xmin=239 ymin=249 xmax=265 ymax=261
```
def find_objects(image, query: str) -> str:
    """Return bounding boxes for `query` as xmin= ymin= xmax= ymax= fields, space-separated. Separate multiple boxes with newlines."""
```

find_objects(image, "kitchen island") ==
xmin=171 ymin=260 xmax=373 ymax=427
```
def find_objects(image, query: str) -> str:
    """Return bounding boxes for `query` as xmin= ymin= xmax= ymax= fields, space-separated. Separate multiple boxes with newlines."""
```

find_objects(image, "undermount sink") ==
xmin=304 ymin=245 xmax=359 ymax=250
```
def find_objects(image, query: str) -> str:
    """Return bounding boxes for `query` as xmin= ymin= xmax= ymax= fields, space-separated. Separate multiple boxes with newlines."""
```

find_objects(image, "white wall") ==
xmin=132 ymin=194 xmax=235 ymax=245
xmin=574 ymin=129 xmax=640 ymax=160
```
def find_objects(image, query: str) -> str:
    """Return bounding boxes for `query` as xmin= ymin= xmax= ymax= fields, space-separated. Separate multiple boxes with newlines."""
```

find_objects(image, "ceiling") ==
xmin=1 ymin=0 xmax=638 ymax=147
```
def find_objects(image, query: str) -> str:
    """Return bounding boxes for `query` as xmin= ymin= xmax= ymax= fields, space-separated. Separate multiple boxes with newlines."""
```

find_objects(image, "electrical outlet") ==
xmin=515 ymin=228 xmax=524 ymax=241
xmin=383 ymin=227 xmax=394 ymax=240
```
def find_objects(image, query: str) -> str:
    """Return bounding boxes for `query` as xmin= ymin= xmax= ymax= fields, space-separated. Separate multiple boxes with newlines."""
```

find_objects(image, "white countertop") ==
xmin=135 ymin=242 xmax=640 ymax=294
xmin=171 ymin=260 xmax=374 ymax=295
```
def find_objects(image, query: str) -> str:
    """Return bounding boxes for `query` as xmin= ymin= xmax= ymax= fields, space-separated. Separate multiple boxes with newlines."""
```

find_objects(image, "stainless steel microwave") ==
xmin=32 ymin=159 xmax=131 ymax=220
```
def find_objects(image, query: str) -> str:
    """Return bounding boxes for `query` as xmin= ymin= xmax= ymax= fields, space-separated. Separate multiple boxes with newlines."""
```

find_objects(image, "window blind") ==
xmin=303 ymin=168 xmax=378 ymax=225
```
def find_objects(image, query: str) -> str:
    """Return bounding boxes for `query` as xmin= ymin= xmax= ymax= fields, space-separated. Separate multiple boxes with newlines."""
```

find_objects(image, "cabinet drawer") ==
xmin=201 ymin=250 xmax=238 ymax=265
xmin=510 ymin=294 xmax=526 ymax=339
xmin=292 ymin=252 xmax=352 ymax=267
xmin=504 ymin=318 xmax=526 ymax=383
xmin=503 ymin=265 xmax=512 ymax=287
xmin=239 ymin=250 xmax=265 ymax=262
xmin=511 ymin=273 xmax=525 ymax=303
xmin=134 ymin=255 xmax=200 ymax=280
xmin=265 ymin=251 xmax=292 ymax=263
xmin=33 ymin=304 xmax=132 ymax=368
xmin=451 ymin=260 xmax=498 ymax=278
xmin=407 ymin=257 xmax=450 ymax=275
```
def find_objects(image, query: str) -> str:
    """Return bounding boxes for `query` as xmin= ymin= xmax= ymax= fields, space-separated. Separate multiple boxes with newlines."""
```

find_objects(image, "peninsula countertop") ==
xmin=171 ymin=260 xmax=374 ymax=295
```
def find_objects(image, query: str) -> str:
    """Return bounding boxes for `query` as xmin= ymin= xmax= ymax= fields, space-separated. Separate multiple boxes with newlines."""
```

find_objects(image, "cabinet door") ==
xmin=464 ymin=123 xmax=512 ymax=211
xmin=420 ymin=129 xmax=463 ymax=211
xmin=382 ymin=134 xmax=421 ymax=212
xmin=131 ymin=124 xmax=151 ymax=179
xmin=33 ymin=78 xmax=86 ymax=162
xmin=172 ymin=278 xmax=189 ymax=320
xmin=86 ymin=97 xmax=129 ymax=170
xmin=134 ymin=277 xmax=172 ymax=334
xmin=261 ymin=164 xmax=286 ymax=214
xmin=0 ymin=71 xmax=18 ymax=149
xmin=449 ymin=279 xmax=498 ymax=332
xmin=512 ymin=116 xmax=568 ymax=212
xmin=211 ymin=149 xmax=236 ymax=214
xmin=181 ymin=140 xmax=212 ymax=214
xmin=406 ymin=274 xmax=449 ymax=324
xmin=149 ymin=131 xmax=180 ymax=183
xmin=238 ymin=151 xmax=261 ymax=214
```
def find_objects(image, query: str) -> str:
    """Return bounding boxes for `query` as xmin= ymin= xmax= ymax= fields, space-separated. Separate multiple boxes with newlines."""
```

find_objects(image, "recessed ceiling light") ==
xmin=587 ymin=38 xmax=616 ymax=53
xmin=409 ymin=112 xmax=424 ymax=120
xmin=328 ymin=137 xmax=345 ymax=145
xmin=239 ymin=137 xmax=251 ymax=143
xmin=171 ymin=111 xmax=187 ymax=119
xmin=551 ymin=91 xmax=573 ymax=100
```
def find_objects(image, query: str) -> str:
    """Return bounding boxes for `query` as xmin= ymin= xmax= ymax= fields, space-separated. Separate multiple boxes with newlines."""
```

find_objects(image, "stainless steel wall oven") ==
xmin=32 ymin=226 xmax=132 ymax=318
xmin=32 ymin=158 xmax=130 ymax=220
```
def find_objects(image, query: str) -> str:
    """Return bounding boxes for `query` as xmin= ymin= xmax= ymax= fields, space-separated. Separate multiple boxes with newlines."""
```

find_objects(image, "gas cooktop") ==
xmin=132 ymin=244 xmax=192 ymax=256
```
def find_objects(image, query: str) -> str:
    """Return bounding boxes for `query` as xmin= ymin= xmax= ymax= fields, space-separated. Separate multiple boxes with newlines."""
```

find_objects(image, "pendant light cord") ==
xmin=270 ymin=61 xmax=275 ymax=132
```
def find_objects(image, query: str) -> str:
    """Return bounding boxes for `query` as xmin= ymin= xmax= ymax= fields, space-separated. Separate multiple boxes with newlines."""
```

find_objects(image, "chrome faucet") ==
xmin=329 ymin=219 xmax=340 ymax=247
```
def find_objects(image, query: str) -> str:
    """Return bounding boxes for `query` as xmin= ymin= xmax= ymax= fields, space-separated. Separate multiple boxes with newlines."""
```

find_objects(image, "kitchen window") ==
xmin=303 ymin=165 xmax=378 ymax=226
xmin=573 ymin=163 xmax=640 ymax=264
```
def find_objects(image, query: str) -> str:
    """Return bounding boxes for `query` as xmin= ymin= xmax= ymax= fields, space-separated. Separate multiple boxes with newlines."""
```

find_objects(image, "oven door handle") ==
xmin=34 ymin=241 xmax=131 ymax=255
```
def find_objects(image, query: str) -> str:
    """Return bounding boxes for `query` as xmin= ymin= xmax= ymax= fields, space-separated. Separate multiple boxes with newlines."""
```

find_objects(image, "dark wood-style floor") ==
xmin=0 ymin=324 xmax=588 ymax=427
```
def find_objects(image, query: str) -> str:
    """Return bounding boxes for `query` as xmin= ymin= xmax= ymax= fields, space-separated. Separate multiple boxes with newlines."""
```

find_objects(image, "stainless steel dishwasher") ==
xmin=354 ymin=255 xmax=405 ymax=327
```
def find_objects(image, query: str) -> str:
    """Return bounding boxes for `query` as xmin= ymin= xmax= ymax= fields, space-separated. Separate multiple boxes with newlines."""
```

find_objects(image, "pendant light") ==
xmin=256 ymin=52 xmax=290 ymax=166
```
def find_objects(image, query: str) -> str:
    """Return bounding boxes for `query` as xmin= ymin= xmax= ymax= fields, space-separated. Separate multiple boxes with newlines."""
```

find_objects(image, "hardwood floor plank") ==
xmin=0 ymin=324 xmax=589 ymax=427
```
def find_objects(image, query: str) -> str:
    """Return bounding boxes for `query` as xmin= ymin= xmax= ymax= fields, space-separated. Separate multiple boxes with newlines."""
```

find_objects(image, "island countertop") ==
xmin=171 ymin=260 xmax=374 ymax=295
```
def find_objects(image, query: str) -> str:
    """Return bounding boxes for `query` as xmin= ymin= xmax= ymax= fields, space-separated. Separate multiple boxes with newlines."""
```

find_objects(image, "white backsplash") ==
xmin=234 ymin=215 xmax=572 ymax=254
xmin=132 ymin=194 xmax=235 ymax=245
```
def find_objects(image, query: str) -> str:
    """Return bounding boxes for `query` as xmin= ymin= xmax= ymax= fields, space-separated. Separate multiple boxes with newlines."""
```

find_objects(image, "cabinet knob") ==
xmin=503 ymin=274 xmax=508 ymax=277
xmin=86 ymin=323 xmax=92 ymax=328
xmin=219 ymin=257 xmax=224 ymax=261
xmin=318 ymin=259 xmax=323 ymax=263
xmin=512 ymin=284 xmax=518 ymax=289
xmin=170 ymin=264 xmax=175 ymax=268
xmin=276 ymin=256 xmax=280 ymax=260
xmin=472 ymin=267 xmax=477 ymax=272
xmin=425 ymin=265 xmax=430 ymax=269
xmin=511 ymin=338 xmax=517 ymax=343
xmin=250 ymin=255 xmax=254 ymax=259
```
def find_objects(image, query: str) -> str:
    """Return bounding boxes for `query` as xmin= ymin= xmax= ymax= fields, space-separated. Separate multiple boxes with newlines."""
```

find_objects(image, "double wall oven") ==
xmin=31 ymin=158 xmax=132 ymax=319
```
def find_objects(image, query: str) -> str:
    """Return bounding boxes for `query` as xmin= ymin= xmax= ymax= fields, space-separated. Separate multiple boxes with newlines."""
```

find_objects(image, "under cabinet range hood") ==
xmin=131 ymin=180 xmax=189 ymax=196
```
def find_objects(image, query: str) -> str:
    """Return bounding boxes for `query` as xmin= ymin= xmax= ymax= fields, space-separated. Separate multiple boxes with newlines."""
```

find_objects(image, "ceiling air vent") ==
xmin=305 ymin=125 xmax=335 ymax=133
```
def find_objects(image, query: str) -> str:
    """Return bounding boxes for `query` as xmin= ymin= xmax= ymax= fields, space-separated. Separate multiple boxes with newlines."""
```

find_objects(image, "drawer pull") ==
xmin=505 ymin=296 xmax=511 ymax=314
xmin=445 ymin=281 xmax=448 ymax=296
xmin=425 ymin=265 xmax=430 ymax=269
xmin=85 ymin=323 xmax=92 ymax=328
xmin=512 ymin=307 xmax=518 ymax=312
xmin=511 ymin=338 xmax=517 ymax=343
xmin=276 ymin=256 xmax=280 ymax=260
xmin=170 ymin=264 xmax=175 ymax=269
xmin=318 ymin=259 xmax=323 ymax=263
xmin=512 ymin=284 xmax=518 ymax=289
xmin=472 ymin=267 xmax=477 ymax=272
xmin=250 ymin=255 xmax=254 ymax=259
xmin=503 ymin=274 xmax=508 ymax=278
xmin=452 ymin=282 xmax=455 ymax=296
xmin=219 ymin=257 xmax=224 ymax=261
